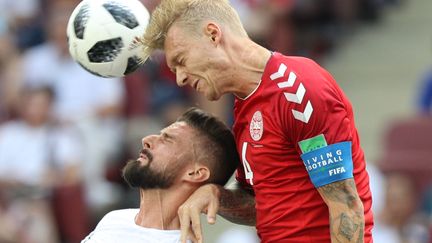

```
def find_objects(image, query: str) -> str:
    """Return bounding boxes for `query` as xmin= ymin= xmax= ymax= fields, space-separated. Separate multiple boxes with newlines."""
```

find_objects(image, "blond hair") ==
xmin=140 ymin=0 xmax=247 ymax=62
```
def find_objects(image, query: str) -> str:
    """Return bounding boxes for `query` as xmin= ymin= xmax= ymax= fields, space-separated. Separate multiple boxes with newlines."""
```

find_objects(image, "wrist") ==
xmin=205 ymin=183 xmax=222 ymax=200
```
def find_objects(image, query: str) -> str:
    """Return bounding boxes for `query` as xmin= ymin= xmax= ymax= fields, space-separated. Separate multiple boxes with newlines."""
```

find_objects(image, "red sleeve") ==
xmin=279 ymin=58 xmax=353 ymax=154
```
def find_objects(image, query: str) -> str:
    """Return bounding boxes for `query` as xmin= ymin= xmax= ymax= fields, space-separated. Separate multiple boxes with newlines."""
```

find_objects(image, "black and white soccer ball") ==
xmin=67 ymin=0 xmax=149 ymax=77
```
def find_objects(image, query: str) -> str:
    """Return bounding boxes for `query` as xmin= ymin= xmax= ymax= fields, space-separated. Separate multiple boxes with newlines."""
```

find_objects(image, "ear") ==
xmin=183 ymin=165 xmax=210 ymax=183
xmin=204 ymin=22 xmax=222 ymax=46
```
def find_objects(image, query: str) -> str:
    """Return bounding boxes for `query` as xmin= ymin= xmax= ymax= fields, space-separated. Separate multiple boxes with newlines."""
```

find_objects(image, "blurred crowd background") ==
xmin=0 ymin=0 xmax=432 ymax=242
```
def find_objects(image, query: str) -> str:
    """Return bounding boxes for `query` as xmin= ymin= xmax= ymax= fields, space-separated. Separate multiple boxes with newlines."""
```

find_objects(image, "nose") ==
xmin=176 ymin=68 xmax=188 ymax=87
xmin=142 ymin=135 xmax=157 ymax=149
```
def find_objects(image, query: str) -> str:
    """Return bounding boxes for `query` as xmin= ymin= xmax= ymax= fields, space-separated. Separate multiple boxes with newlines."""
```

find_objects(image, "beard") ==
xmin=122 ymin=151 xmax=176 ymax=189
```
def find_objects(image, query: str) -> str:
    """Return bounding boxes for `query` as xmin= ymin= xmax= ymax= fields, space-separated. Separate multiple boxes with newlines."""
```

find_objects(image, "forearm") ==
xmin=328 ymin=203 xmax=364 ymax=242
xmin=318 ymin=179 xmax=365 ymax=243
xmin=216 ymin=182 xmax=256 ymax=226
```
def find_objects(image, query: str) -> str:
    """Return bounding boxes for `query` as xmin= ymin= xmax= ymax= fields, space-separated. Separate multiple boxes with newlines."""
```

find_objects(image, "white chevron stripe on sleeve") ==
xmin=277 ymin=71 xmax=297 ymax=88
xmin=292 ymin=100 xmax=313 ymax=123
xmin=270 ymin=63 xmax=287 ymax=80
xmin=284 ymin=83 xmax=305 ymax=104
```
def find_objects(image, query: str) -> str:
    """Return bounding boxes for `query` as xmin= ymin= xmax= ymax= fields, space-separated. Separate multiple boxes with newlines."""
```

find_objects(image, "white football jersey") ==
xmin=82 ymin=209 xmax=187 ymax=243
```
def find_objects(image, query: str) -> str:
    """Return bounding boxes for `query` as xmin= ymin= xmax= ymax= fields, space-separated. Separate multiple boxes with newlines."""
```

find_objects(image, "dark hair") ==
xmin=177 ymin=107 xmax=239 ymax=186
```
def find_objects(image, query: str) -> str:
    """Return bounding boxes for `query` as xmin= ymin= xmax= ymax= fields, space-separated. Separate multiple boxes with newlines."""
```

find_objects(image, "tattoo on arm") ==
xmin=217 ymin=182 xmax=256 ymax=226
xmin=338 ymin=213 xmax=358 ymax=240
xmin=319 ymin=179 xmax=358 ymax=207
xmin=356 ymin=223 xmax=364 ymax=243
xmin=318 ymin=179 xmax=365 ymax=243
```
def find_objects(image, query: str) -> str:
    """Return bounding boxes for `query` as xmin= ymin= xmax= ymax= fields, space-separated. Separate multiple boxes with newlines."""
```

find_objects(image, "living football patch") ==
xmin=300 ymin=141 xmax=353 ymax=188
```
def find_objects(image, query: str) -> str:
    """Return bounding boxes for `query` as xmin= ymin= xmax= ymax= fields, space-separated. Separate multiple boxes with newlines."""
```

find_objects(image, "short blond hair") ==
xmin=140 ymin=0 xmax=247 ymax=61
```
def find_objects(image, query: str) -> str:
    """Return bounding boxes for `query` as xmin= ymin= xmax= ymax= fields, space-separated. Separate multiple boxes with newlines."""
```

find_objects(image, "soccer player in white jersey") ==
xmin=82 ymin=108 xmax=239 ymax=243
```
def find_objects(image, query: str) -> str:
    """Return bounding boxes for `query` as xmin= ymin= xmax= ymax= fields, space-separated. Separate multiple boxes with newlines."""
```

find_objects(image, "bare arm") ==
xmin=317 ymin=178 xmax=365 ymax=243
xmin=218 ymin=181 xmax=256 ymax=225
xmin=178 ymin=181 xmax=255 ymax=243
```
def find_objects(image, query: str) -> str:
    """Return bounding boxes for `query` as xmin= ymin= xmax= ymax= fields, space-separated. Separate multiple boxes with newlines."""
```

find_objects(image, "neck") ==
xmin=134 ymin=184 xmax=196 ymax=230
xmin=223 ymin=37 xmax=272 ymax=99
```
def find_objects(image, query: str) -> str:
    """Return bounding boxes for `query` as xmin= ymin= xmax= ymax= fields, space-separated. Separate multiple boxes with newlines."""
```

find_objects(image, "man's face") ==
xmin=22 ymin=91 xmax=52 ymax=127
xmin=164 ymin=23 xmax=225 ymax=101
xmin=123 ymin=121 xmax=197 ymax=189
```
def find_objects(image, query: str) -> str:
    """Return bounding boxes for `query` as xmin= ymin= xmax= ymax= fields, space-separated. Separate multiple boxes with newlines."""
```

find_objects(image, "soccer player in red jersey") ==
xmin=140 ymin=1 xmax=373 ymax=242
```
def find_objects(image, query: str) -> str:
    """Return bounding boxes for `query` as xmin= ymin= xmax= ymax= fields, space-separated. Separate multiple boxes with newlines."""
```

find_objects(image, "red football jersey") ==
xmin=233 ymin=52 xmax=373 ymax=242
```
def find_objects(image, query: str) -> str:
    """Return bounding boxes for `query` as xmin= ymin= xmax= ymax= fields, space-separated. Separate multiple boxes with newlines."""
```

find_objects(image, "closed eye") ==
xmin=161 ymin=132 xmax=174 ymax=142
xmin=178 ymin=58 xmax=186 ymax=66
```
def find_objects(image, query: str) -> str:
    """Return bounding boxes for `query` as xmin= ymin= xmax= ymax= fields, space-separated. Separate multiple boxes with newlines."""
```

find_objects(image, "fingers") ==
xmin=190 ymin=211 xmax=203 ymax=243
xmin=206 ymin=199 xmax=219 ymax=225
xmin=179 ymin=208 xmax=192 ymax=243
xmin=179 ymin=206 xmax=203 ymax=243
xmin=178 ymin=184 xmax=221 ymax=242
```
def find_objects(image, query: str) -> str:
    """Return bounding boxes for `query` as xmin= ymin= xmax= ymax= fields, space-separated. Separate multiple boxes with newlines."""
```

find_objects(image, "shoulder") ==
xmin=265 ymin=53 xmax=331 ymax=90
xmin=270 ymin=53 xmax=320 ymax=70
xmin=0 ymin=121 xmax=22 ymax=130
xmin=101 ymin=208 xmax=139 ymax=219
xmin=86 ymin=209 xmax=185 ymax=243
xmin=265 ymin=53 xmax=341 ymax=111
xmin=106 ymin=208 xmax=139 ymax=216
xmin=97 ymin=209 xmax=139 ymax=227
xmin=0 ymin=121 xmax=25 ymax=137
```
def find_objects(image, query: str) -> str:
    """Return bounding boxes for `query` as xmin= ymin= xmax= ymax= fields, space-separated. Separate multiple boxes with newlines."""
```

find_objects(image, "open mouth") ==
xmin=138 ymin=149 xmax=152 ymax=162
xmin=137 ymin=154 xmax=147 ymax=164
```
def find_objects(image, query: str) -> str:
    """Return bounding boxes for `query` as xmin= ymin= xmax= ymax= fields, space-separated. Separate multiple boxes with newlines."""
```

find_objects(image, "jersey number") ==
xmin=242 ymin=142 xmax=254 ymax=185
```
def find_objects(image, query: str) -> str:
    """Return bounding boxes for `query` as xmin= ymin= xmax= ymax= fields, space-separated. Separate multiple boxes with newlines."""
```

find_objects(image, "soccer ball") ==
xmin=67 ymin=0 xmax=150 ymax=77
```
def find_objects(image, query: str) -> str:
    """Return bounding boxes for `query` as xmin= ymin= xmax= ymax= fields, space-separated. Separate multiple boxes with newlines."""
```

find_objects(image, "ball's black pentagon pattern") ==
xmin=74 ymin=3 xmax=90 ymax=39
xmin=124 ymin=56 xmax=142 ymax=75
xmin=87 ymin=37 xmax=124 ymax=63
xmin=103 ymin=2 xmax=139 ymax=29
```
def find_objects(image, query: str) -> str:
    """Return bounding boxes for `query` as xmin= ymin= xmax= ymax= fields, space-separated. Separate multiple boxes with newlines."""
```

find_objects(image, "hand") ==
xmin=178 ymin=184 xmax=220 ymax=243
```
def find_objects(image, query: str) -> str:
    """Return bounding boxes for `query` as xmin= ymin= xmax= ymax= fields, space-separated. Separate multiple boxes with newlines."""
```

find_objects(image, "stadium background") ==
xmin=0 ymin=0 xmax=432 ymax=242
